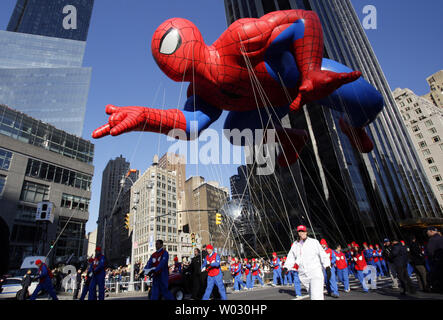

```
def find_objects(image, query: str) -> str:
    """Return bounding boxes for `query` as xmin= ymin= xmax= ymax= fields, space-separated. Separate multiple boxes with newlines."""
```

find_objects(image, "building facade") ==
xmin=224 ymin=0 xmax=443 ymax=249
xmin=96 ymin=155 xmax=135 ymax=265
xmin=394 ymin=88 xmax=443 ymax=211
xmin=184 ymin=176 xmax=230 ymax=252
xmin=0 ymin=104 xmax=94 ymax=269
xmin=158 ymin=153 xmax=187 ymax=231
xmin=130 ymin=158 xmax=179 ymax=266
xmin=0 ymin=1 xmax=94 ymax=136
xmin=423 ymin=70 xmax=443 ymax=109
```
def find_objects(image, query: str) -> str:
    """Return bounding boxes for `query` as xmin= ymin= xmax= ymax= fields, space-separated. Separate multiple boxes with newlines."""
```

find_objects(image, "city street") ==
xmin=37 ymin=275 xmax=438 ymax=301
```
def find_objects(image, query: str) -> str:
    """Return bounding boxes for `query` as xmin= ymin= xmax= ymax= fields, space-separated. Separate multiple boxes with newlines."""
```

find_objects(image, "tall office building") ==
xmin=0 ymin=104 xmax=94 ymax=268
xmin=394 ymin=88 xmax=443 ymax=211
xmin=130 ymin=156 xmax=179 ymax=265
xmin=96 ymin=155 xmax=134 ymax=262
xmin=158 ymin=153 xmax=187 ymax=230
xmin=224 ymin=0 xmax=442 ymax=247
xmin=0 ymin=0 xmax=94 ymax=136
xmin=8 ymin=0 xmax=94 ymax=41
xmin=230 ymin=165 xmax=251 ymax=201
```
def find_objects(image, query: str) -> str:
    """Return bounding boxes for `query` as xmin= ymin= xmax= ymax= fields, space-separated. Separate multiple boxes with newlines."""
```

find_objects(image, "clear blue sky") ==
xmin=0 ymin=1 xmax=441 ymax=234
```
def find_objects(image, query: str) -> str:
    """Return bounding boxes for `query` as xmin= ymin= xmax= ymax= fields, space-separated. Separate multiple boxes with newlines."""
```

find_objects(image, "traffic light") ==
xmin=215 ymin=213 xmax=222 ymax=225
xmin=49 ymin=240 xmax=55 ymax=249
xmin=124 ymin=213 xmax=130 ymax=229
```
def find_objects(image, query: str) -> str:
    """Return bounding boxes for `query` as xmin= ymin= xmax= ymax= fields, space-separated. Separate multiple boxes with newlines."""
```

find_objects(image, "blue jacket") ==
xmin=89 ymin=254 xmax=106 ymax=278
xmin=146 ymin=248 xmax=170 ymax=278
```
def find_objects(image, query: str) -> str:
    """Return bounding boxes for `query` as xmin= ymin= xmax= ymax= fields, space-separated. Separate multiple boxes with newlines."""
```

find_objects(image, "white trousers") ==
xmin=299 ymin=270 xmax=325 ymax=300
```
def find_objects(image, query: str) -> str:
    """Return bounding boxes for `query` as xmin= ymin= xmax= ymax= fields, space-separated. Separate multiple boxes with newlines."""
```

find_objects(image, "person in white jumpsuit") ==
xmin=284 ymin=225 xmax=331 ymax=300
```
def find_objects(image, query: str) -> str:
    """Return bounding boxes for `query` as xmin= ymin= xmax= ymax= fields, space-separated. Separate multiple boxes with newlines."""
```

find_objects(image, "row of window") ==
xmin=418 ymin=136 xmax=441 ymax=148
xmin=60 ymin=193 xmax=90 ymax=212
xmin=25 ymin=158 xmax=92 ymax=191
xmin=0 ymin=106 xmax=94 ymax=164
xmin=20 ymin=181 xmax=49 ymax=203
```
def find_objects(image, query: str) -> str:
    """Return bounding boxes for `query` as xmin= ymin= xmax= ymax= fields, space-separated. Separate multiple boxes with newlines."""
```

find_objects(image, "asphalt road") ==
xmin=30 ymin=274 xmax=443 ymax=301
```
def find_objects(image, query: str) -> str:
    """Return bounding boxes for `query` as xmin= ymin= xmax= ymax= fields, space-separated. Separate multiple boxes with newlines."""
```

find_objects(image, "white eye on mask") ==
xmin=159 ymin=28 xmax=182 ymax=55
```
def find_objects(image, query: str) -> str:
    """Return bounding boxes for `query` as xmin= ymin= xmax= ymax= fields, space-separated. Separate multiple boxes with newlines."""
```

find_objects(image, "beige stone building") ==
xmin=422 ymin=70 xmax=443 ymax=108
xmin=130 ymin=157 xmax=179 ymax=266
xmin=393 ymin=88 xmax=443 ymax=210
xmin=184 ymin=176 xmax=229 ymax=252
xmin=158 ymin=153 xmax=186 ymax=230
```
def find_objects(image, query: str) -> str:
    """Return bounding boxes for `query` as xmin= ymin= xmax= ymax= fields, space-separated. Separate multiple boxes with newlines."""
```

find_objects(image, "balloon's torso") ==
xmin=188 ymin=17 xmax=306 ymax=111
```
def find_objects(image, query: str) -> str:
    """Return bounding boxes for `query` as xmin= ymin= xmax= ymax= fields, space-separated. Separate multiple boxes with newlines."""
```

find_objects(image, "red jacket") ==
xmin=206 ymin=253 xmax=220 ymax=277
xmin=335 ymin=252 xmax=348 ymax=270
xmin=354 ymin=252 xmax=367 ymax=271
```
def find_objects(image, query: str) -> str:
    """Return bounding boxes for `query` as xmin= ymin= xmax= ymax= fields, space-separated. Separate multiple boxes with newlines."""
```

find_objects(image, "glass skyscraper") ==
xmin=7 ymin=0 xmax=94 ymax=41
xmin=224 ymin=0 xmax=443 ymax=248
xmin=0 ymin=1 xmax=94 ymax=137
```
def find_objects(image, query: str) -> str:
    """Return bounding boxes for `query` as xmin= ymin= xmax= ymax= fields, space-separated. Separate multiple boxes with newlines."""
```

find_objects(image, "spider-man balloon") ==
xmin=93 ymin=10 xmax=384 ymax=167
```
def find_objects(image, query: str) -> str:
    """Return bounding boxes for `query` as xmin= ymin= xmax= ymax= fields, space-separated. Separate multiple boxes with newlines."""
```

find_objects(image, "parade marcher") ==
xmin=244 ymin=258 xmax=252 ymax=290
xmin=202 ymin=245 xmax=227 ymax=300
xmin=353 ymin=244 xmax=369 ymax=293
xmin=144 ymin=240 xmax=174 ymax=300
xmin=363 ymin=242 xmax=375 ymax=268
xmin=189 ymin=248 xmax=203 ymax=299
xmin=389 ymin=239 xmax=416 ymax=295
xmin=320 ymin=239 xmax=339 ymax=298
xmin=73 ymin=268 xmax=82 ymax=299
xmin=79 ymin=258 xmax=93 ymax=300
xmin=271 ymin=252 xmax=283 ymax=286
xmin=282 ymin=256 xmax=292 ymax=286
xmin=382 ymin=238 xmax=399 ymax=289
xmin=230 ymin=258 xmax=243 ymax=292
xmin=30 ymin=260 xmax=58 ymax=300
xmin=291 ymin=262 xmax=303 ymax=298
xmin=17 ymin=269 xmax=32 ymax=300
xmin=426 ymin=226 xmax=443 ymax=293
xmin=345 ymin=244 xmax=355 ymax=276
xmin=88 ymin=246 xmax=106 ymax=300
xmin=409 ymin=236 xmax=429 ymax=292
xmin=376 ymin=244 xmax=388 ymax=275
xmin=284 ymin=225 xmax=331 ymax=300
xmin=173 ymin=256 xmax=182 ymax=273
xmin=374 ymin=244 xmax=386 ymax=277
xmin=335 ymin=245 xmax=350 ymax=292
xmin=251 ymin=258 xmax=265 ymax=287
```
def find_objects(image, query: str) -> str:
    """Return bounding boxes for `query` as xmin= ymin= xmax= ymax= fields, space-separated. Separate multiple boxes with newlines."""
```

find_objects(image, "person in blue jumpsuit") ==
xmin=251 ymin=259 xmax=265 ymax=287
xmin=145 ymin=240 xmax=174 ymax=300
xmin=271 ymin=252 xmax=283 ymax=286
xmin=244 ymin=258 xmax=253 ymax=290
xmin=230 ymin=258 xmax=243 ymax=291
xmin=202 ymin=245 xmax=227 ymax=300
xmin=372 ymin=244 xmax=385 ymax=278
xmin=88 ymin=246 xmax=106 ymax=300
xmin=79 ymin=258 xmax=94 ymax=300
xmin=29 ymin=259 xmax=58 ymax=300
xmin=345 ymin=244 xmax=355 ymax=276
xmin=320 ymin=239 xmax=339 ymax=298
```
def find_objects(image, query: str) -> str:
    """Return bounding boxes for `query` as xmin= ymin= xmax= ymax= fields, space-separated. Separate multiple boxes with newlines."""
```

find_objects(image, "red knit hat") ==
xmin=320 ymin=239 xmax=327 ymax=246
xmin=206 ymin=244 xmax=213 ymax=250
xmin=297 ymin=225 xmax=307 ymax=232
xmin=96 ymin=246 xmax=101 ymax=252
xmin=272 ymin=252 xmax=277 ymax=256
xmin=35 ymin=259 xmax=42 ymax=265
